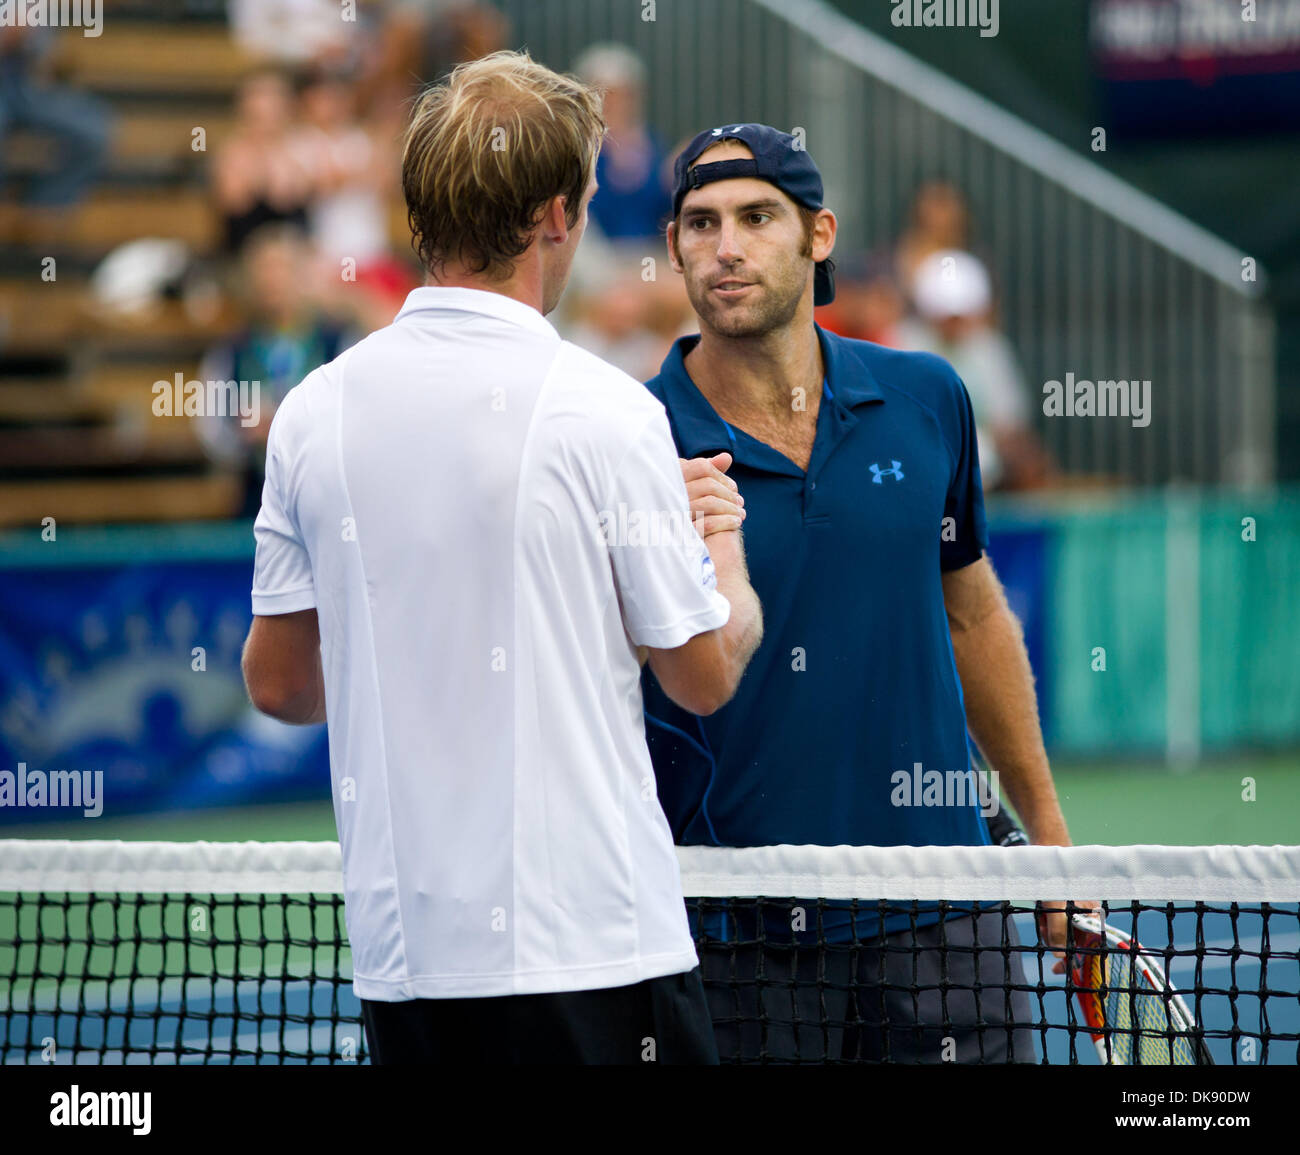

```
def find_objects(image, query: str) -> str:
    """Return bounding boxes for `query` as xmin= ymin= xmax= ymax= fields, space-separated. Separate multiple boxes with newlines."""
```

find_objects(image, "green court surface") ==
xmin=1050 ymin=754 xmax=1300 ymax=846
xmin=2 ymin=754 xmax=1296 ymax=845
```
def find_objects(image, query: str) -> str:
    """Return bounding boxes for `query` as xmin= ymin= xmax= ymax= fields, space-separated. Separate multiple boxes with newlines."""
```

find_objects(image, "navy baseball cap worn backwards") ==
xmin=672 ymin=122 xmax=835 ymax=307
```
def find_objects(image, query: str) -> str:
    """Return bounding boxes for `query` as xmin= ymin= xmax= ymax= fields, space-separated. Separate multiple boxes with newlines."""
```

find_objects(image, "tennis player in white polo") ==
xmin=240 ymin=51 xmax=762 ymax=1064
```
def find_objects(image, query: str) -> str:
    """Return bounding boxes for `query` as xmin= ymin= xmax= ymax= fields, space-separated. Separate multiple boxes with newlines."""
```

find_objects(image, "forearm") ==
xmin=951 ymin=605 xmax=1069 ymax=845
xmin=705 ymin=529 xmax=764 ymax=673
xmin=241 ymin=613 xmax=328 ymax=726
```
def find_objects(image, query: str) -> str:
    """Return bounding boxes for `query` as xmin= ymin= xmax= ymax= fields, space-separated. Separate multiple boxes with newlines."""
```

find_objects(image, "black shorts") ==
xmin=360 ymin=967 xmax=719 ymax=1065
xmin=700 ymin=908 xmax=1036 ymax=1063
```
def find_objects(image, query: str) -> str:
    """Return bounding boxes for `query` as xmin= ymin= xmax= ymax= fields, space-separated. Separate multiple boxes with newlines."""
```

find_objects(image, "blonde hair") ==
xmin=402 ymin=50 xmax=606 ymax=281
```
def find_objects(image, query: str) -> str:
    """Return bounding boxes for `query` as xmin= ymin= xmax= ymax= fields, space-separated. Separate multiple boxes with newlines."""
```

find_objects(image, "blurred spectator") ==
xmin=228 ymin=0 xmax=351 ymax=67
xmin=418 ymin=1 xmax=510 ymax=81
xmin=565 ymin=258 xmax=694 ymax=381
xmin=291 ymin=67 xmax=415 ymax=328
xmin=0 ymin=27 xmax=111 ymax=214
xmin=815 ymin=253 xmax=906 ymax=346
xmin=894 ymin=180 xmax=972 ymax=296
xmin=573 ymin=43 xmax=671 ymax=245
xmin=897 ymin=250 xmax=1051 ymax=491
xmin=212 ymin=69 xmax=314 ymax=254
xmin=196 ymin=225 xmax=356 ymax=516
xmin=364 ymin=1 xmax=509 ymax=126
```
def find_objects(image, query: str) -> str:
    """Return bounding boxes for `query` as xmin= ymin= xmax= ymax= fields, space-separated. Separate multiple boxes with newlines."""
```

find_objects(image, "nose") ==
xmin=714 ymin=218 xmax=743 ymax=264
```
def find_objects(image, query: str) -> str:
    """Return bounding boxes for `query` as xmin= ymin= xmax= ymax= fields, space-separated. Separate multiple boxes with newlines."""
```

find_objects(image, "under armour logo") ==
xmin=870 ymin=460 xmax=904 ymax=484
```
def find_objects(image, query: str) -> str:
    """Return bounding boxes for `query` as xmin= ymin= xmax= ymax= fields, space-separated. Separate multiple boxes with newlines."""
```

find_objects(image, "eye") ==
xmin=748 ymin=212 xmax=772 ymax=226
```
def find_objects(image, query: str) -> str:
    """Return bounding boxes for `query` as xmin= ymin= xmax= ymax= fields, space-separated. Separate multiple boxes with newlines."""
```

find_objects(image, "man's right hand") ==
xmin=647 ymin=452 xmax=763 ymax=715
xmin=681 ymin=452 xmax=745 ymax=539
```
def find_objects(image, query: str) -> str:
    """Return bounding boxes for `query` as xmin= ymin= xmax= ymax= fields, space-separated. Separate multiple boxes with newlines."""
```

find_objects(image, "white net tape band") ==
xmin=2 ymin=840 xmax=1297 ymax=901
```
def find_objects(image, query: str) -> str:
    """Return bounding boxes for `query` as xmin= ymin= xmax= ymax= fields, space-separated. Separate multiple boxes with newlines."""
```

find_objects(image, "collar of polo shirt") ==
xmin=396 ymin=285 xmax=558 ymax=339
xmin=654 ymin=324 xmax=887 ymax=463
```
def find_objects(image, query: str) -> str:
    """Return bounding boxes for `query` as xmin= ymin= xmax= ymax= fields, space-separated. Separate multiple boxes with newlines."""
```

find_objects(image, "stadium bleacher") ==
xmin=0 ymin=1 xmax=400 ymax=528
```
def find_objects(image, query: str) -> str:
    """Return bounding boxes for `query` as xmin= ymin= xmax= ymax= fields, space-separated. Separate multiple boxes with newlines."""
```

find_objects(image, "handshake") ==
xmin=634 ymin=451 xmax=760 ymax=675
xmin=681 ymin=451 xmax=746 ymax=541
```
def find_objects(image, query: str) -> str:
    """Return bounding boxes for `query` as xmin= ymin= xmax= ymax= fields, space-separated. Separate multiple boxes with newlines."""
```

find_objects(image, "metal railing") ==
xmin=489 ymin=0 xmax=1275 ymax=487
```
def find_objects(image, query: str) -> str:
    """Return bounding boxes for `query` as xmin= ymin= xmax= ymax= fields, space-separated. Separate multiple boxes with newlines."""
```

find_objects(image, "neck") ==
xmin=686 ymin=299 xmax=823 ymax=419
xmin=426 ymin=251 xmax=545 ymax=314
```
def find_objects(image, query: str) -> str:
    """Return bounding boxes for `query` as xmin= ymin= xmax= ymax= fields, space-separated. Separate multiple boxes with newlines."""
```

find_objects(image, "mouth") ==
xmin=711 ymin=280 xmax=757 ymax=297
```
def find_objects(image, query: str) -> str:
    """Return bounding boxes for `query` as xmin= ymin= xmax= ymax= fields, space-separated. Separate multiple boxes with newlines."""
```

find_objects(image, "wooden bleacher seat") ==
xmin=0 ymin=277 xmax=232 ymax=358
xmin=56 ymin=188 xmax=220 ymax=253
xmin=0 ymin=475 xmax=242 ymax=527
xmin=114 ymin=108 xmax=236 ymax=166
xmin=0 ymin=7 xmax=353 ymax=525
xmin=56 ymin=25 xmax=257 ymax=97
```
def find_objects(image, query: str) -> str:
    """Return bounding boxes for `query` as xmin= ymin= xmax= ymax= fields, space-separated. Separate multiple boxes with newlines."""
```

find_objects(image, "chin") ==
xmin=711 ymin=316 xmax=768 ymax=338
xmin=699 ymin=304 xmax=775 ymax=339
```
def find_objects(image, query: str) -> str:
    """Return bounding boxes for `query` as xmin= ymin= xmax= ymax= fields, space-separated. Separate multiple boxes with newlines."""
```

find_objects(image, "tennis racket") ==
xmin=1068 ymin=912 xmax=1213 ymax=1065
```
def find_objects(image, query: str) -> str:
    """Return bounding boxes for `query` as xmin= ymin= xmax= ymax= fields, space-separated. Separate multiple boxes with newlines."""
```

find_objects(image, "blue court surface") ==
xmin=3 ymin=976 xmax=365 ymax=1064
xmin=1014 ymin=906 xmax=1300 ymax=1065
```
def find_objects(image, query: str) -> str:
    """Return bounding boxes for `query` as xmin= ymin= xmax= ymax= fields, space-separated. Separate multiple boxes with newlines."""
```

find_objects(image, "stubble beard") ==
xmin=689 ymin=267 xmax=807 ymax=340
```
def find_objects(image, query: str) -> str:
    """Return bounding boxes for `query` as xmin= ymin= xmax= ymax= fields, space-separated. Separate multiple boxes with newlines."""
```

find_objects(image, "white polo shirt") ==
xmin=251 ymin=287 xmax=730 ymax=999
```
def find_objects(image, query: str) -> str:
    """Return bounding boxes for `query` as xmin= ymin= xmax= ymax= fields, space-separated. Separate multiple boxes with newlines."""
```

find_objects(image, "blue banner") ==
xmin=0 ymin=517 xmax=1053 ymax=824
xmin=0 ymin=532 xmax=329 ymax=827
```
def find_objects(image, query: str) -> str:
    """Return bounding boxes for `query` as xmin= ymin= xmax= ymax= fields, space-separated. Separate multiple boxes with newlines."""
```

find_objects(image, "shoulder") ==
xmin=526 ymin=342 xmax=673 ymax=497
xmin=831 ymin=331 xmax=972 ymax=435
xmin=839 ymin=333 xmax=966 ymax=405
xmin=269 ymin=340 xmax=359 ymax=443
xmin=551 ymin=340 xmax=667 ymax=430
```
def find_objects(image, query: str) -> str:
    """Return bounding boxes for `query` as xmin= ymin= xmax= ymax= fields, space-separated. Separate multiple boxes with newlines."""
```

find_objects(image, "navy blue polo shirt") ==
xmin=642 ymin=326 xmax=993 ymax=938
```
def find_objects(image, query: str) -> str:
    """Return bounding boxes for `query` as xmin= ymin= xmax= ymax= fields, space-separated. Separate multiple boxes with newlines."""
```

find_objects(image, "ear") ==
xmin=811 ymin=208 xmax=837 ymax=264
xmin=541 ymin=194 xmax=570 ymax=244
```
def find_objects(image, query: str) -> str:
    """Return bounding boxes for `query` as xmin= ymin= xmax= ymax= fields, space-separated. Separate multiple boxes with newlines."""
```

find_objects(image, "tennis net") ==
xmin=2 ymin=839 xmax=1297 ymax=1064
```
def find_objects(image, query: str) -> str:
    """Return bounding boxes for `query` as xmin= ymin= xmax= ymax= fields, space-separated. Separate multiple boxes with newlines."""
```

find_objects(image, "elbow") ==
xmin=682 ymin=617 xmax=762 ymax=716
xmin=675 ymin=690 xmax=726 ymax=718
xmin=247 ymin=678 xmax=318 ymax=723
xmin=689 ymin=693 xmax=731 ymax=718
xmin=651 ymin=608 xmax=761 ymax=718
xmin=678 ymin=665 xmax=743 ymax=718
xmin=689 ymin=607 xmax=762 ymax=716
xmin=243 ymin=658 xmax=299 ymax=721
xmin=245 ymin=676 xmax=291 ymax=720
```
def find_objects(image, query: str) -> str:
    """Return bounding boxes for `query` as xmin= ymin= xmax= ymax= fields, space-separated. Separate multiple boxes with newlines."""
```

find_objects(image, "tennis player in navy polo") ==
xmin=643 ymin=124 xmax=1077 ymax=1062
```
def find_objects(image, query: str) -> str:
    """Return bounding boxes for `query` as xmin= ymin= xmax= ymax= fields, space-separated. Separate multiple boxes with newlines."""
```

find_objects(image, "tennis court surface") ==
xmin=2 ymin=840 xmax=1296 ymax=1065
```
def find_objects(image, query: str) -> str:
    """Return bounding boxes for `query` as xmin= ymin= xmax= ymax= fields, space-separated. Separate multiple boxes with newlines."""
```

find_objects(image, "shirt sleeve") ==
xmin=940 ymin=371 xmax=990 ymax=572
xmin=251 ymin=401 xmax=316 ymax=616
xmin=607 ymin=411 xmax=731 ymax=648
